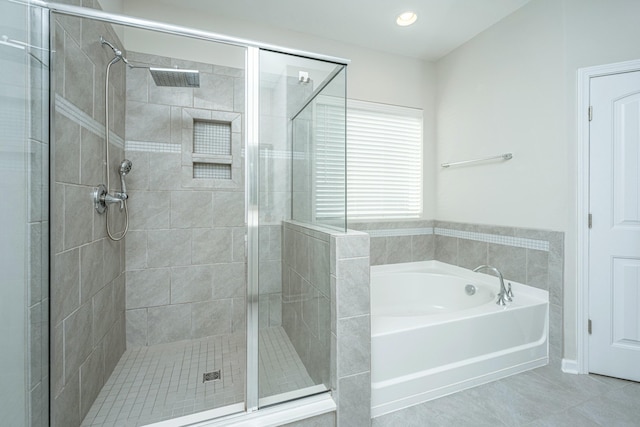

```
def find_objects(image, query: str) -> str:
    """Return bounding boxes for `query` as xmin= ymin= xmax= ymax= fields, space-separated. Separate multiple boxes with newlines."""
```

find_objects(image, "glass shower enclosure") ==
xmin=0 ymin=0 xmax=49 ymax=426
xmin=32 ymin=2 xmax=349 ymax=426
xmin=255 ymin=51 xmax=346 ymax=409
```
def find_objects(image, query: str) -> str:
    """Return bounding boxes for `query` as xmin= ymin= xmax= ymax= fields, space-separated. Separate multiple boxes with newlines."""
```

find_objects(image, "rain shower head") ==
xmin=149 ymin=67 xmax=200 ymax=88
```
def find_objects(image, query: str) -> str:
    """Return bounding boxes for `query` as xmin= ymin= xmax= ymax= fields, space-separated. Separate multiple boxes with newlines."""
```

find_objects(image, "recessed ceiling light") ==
xmin=396 ymin=11 xmax=417 ymax=27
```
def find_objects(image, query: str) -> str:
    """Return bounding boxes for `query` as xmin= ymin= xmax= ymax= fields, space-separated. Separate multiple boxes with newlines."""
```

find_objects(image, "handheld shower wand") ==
xmin=119 ymin=159 xmax=132 ymax=196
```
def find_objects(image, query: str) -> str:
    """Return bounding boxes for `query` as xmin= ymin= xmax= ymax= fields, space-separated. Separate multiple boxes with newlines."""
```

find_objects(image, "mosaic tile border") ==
xmin=122 ymin=144 xmax=302 ymax=161
xmin=435 ymin=227 xmax=549 ymax=251
xmin=125 ymin=141 xmax=181 ymax=153
xmin=55 ymin=94 xmax=124 ymax=148
xmin=367 ymin=228 xmax=433 ymax=237
xmin=367 ymin=226 xmax=549 ymax=252
xmin=259 ymin=148 xmax=307 ymax=160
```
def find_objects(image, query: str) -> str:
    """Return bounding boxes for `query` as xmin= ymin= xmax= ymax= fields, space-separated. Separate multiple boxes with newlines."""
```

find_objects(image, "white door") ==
xmin=589 ymin=70 xmax=640 ymax=381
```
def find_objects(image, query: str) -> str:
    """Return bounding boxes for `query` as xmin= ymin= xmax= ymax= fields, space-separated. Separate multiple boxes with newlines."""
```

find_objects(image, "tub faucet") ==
xmin=473 ymin=265 xmax=513 ymax=306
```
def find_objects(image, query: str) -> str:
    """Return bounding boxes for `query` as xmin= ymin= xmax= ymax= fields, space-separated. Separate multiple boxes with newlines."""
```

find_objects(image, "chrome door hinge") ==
xmin=588 ymin=106 xmax=593 ymax=121
xmin=588 ymin=319 xmax=592 ymax=334
xmin=588 ymin=213 xmax=592 ymax=229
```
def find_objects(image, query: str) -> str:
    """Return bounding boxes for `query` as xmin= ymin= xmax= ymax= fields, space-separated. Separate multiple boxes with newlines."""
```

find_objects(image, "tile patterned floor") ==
xmin=81 ymin=327 xmax=313 ymax=427
xmin=371 ymin=360 xmax=640 ymax=427
xmin=258 ymin=327 xmax=315 ymax=398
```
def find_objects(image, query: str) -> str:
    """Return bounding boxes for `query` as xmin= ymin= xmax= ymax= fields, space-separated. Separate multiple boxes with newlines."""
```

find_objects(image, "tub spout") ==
xmin=472 ymin=265 xmax=513 ymax=305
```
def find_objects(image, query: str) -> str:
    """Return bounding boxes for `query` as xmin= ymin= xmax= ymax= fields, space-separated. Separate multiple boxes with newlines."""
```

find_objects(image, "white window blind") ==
xmin=346 ymin=100 xmax=423 ymax=220
xmin=313 ymin=99 xmax=423 ymax=221
xmin=313 ymin=98 xmax=346 ymax=222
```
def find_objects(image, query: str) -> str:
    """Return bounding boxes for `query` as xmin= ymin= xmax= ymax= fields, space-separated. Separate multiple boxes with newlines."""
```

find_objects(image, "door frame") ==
xmin=576 ymin=58 xmax=640 ymax=374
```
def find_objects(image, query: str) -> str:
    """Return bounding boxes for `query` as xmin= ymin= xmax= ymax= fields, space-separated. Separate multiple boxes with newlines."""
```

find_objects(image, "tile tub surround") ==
xmin=351 ymin=220 xmax=562 ymax=301
xmin=432 ymin=220 xmax=564 ymax=364
xmin=348 ymin=220 xmax=435 ymax=266
xmin=282 ymin=220 xmax=372 ymax=427
xmin=350 ymin=220 xmax=564 ymax=363
xmin=331 ymin=229 xmax=371 ymax=427
xmin=355 ymin=220 xmax=568 ymax=424
xmin=50 ymin=11 xmax=127 ymax=427
xmin=123 ymin=51 xmax=246 ymax=347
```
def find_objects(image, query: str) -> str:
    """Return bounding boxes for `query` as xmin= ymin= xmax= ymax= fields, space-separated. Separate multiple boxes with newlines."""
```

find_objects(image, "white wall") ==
xmin=562 ymin=0 xmax=640 ymax=362
xmin=435 ymin=0 xmax=640 ymax=362
xmin=120 ymin=0 xmax=437 ymax=219
xmin=436 ymin=0 xmax=565 ymax=230
xmin=97 ymin=0 xmax=123 ymax=13
xmin=96 ymin=0 xmax=125 ymax=40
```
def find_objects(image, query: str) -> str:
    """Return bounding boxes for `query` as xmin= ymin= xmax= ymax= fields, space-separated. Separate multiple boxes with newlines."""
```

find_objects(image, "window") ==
xmin=313 ymin=99 xmax=346 ymax=223
xmin=314 ymin=99 xmax=423 ymax=221
xmin=346 ymin=100 xmax=423 ymax=219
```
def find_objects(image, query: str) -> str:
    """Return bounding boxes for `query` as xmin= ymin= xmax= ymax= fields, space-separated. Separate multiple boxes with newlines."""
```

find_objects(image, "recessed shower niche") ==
xmin=192 ymin=120 xmax=233 ymax=179
xmin=49 ymin=7 xmax=346 ymax=426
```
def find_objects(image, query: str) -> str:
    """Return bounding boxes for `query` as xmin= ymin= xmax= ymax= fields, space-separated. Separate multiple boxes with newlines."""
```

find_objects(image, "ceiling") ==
xmin=150 ymin=0 xmax=531 ymax=61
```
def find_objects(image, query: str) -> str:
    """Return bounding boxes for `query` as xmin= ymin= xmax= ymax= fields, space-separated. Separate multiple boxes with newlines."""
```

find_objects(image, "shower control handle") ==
xmin=103 ymin=192 xmax=124 ymax=210
xmin=93 ymin=184 xmax=127 ymax=213
xmin=114 ymin=191 xmax=128 ymax=211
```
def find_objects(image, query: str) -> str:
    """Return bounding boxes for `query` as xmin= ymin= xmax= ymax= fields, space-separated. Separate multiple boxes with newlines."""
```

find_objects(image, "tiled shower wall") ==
xmin=51 ymin=10 xmax=127 ymax=427
xmin=350 ymin=219 xmax=564 ymax=362
xmin=282 ymin=221 xmax=332 ymax=387
xmin=282 ymin=221 xmax=371 ymax=427
xmin=257 ymin=71 xmax=314 ymax=329
xmin=123 ymin=51 xmax=246 ymax=346
xmin=257 ymin=70 xmax=289 ymax=330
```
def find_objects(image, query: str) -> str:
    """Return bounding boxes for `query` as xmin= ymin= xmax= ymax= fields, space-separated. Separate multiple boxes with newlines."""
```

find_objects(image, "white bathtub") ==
xmin=370 ymin=260 xmax=548 ymax=417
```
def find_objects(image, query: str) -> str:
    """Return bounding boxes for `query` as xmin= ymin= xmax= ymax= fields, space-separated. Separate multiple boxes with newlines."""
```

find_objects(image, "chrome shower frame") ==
xmin=42 ymin=0 xmax=349 ymax=423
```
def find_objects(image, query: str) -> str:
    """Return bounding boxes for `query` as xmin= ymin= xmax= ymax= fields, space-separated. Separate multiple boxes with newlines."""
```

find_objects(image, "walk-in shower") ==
xmin=94 ymin=37 xmax=204 ymax=241
xmin=43 ymin=2 xmax=347 ymax=427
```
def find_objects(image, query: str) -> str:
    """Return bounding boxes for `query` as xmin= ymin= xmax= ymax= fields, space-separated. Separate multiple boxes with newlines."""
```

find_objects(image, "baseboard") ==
xmin=561 ymin=359 xmax=579 ymax=374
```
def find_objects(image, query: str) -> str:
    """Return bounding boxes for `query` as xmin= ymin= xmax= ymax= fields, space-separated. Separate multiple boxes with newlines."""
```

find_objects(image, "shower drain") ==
xmin=203 ymin=370 xmax=221 ymax=383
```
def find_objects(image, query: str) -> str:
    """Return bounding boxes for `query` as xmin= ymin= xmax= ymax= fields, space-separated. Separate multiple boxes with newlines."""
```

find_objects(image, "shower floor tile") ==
xmin=81 ymin=327 xmax=314 ymax=427
xmin=258 ymin=326 xmax=315 ymax=398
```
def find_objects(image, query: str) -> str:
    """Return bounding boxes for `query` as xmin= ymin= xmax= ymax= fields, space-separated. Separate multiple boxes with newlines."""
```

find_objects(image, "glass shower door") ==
xmin=0 ymin=1 xmax=49 ymax=426
xmin=255 ymin=50 xmax=346 ymax=407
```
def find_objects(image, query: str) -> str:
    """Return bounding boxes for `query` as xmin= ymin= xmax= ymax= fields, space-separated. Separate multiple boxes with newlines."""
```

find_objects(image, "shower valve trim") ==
xmin=93 ymin=159 xmax=132 ymax=213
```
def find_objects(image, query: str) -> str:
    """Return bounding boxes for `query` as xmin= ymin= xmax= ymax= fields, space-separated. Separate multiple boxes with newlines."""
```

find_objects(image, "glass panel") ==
xmin=50 ymin=12 xmax=246 ymax=426
xmin=292 ymin=68 xmax=346 ymax=230
xmin=257 ymin=50 xmax=346 ymax=407
xmin=1 ymin=1 xmax=49 ymax=426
